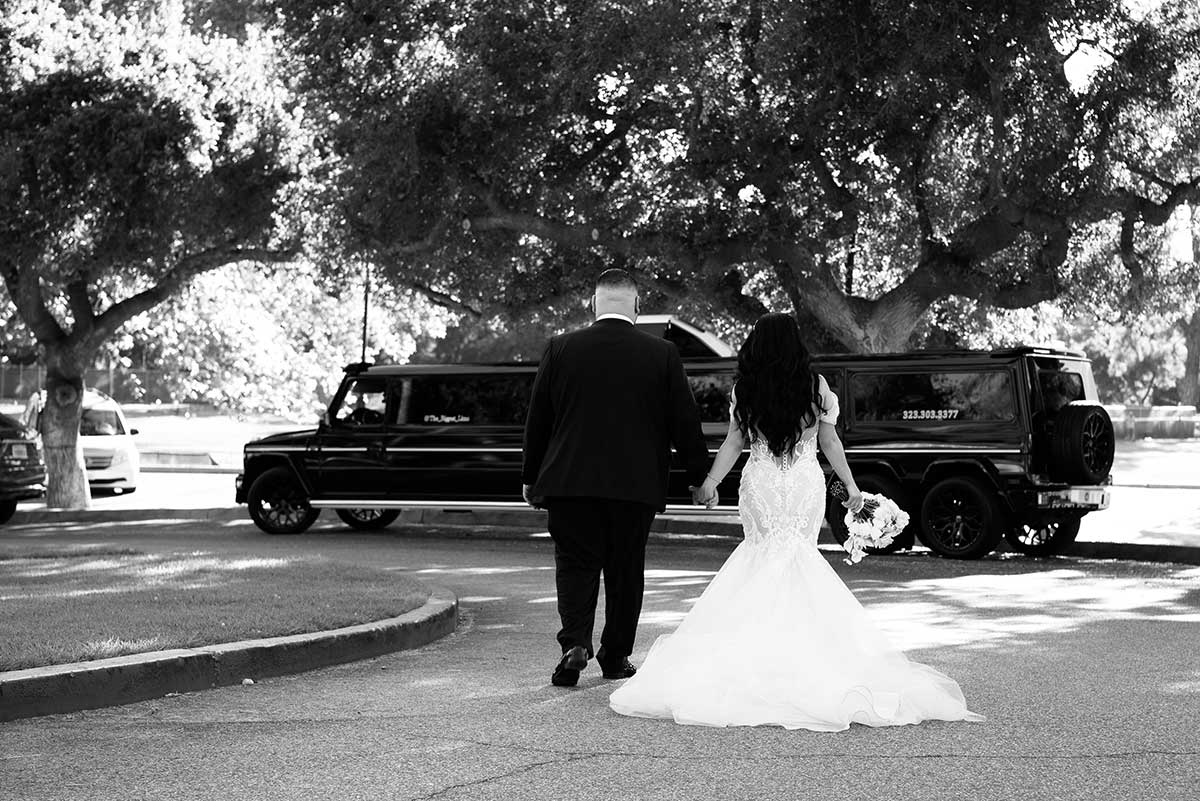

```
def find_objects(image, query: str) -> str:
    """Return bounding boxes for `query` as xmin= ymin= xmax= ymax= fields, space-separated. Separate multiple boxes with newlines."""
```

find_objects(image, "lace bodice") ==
xmin=746 ymin=429 xmax=820 ymax=471
xmin=734 ymin=375 xmax=839 ymax=552
xmin=739 ymin=428 xmax=825 ymax=551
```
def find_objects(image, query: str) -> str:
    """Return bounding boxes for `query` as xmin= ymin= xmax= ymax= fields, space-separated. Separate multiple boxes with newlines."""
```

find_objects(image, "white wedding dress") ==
xmin=609 ymin=389 xmax=984 ymax=731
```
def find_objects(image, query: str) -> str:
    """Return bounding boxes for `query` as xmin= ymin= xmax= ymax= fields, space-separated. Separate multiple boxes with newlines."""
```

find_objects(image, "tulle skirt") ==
xmin=609 ymin=539 xmax=985 ymax=731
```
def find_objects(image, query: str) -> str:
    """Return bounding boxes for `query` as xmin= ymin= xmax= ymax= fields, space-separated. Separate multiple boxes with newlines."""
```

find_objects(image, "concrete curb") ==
xmin=0 ymin=588 xmax=458 ymax=722
xmin=11 ymin=504 xmax=1200 ymax=565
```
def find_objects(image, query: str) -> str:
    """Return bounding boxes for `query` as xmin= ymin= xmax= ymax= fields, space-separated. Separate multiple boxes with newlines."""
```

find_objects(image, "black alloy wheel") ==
xmin=1004 ymin=515 xmax=1082 ymax=557
xmin=336 ymin=508 xmax=402 ymax=530
xmin=247 ymin=466 xmax=320 ymax=535
xmin=919 ymin=476 xmax=1005 ymax=559
xmin=825 ymin=473 xmax=914 ymax=554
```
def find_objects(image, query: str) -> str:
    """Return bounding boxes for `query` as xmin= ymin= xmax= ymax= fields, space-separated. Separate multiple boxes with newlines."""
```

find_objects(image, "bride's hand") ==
xmin=842 ymin=486 xmax=864 ymax=514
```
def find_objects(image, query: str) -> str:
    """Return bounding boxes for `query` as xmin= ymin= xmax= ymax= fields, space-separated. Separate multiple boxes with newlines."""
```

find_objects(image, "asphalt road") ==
xmin=1 ymin=518 xmax=1198 ymax=800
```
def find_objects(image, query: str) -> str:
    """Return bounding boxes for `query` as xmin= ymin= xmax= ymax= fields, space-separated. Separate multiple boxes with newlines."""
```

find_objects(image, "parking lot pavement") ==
xmin=1 ymin=532 xmax=1197 ymax=801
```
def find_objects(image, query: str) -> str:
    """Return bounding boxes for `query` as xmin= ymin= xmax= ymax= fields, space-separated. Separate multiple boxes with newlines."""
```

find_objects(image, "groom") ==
xmin=522 ymin=269 xmax=710 ymax=687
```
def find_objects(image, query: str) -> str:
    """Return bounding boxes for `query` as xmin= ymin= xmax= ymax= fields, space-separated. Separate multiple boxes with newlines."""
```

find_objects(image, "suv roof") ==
xmin=812 ymin=346 xmax=1089 ymax=364
xmin=342 ymin=345 xmax=1090 ymax=376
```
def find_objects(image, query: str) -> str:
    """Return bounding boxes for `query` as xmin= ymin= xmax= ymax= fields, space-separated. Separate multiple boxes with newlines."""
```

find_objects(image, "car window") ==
xmin=80 ymin=408 xmax=125 ymax=436
xmin=689 ymin=374 xmax=734 ymax=423
xmin=1038 ymin=370 xmax=1084 ymax=416
xmin=851 ymin=371 xmax=1015 ymax=422
xmin=333 ymin=378 xmax=388 ymax=426
xmin=402 ymin=375 xmax=532 ymax=425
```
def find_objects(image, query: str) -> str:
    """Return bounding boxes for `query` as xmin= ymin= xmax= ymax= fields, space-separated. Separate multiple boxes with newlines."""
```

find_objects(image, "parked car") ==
xmin=236 ymin=346 xmax=1114 ymax=559
xmin=78 ymin=389 xmax=139 ymax=494
xmin=0 ymin=411 xmax=46 ymax=523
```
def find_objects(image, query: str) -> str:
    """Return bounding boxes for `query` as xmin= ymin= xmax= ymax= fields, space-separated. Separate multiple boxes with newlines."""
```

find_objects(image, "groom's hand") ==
xmin=689 ymin=484 xmax=717 ymax=508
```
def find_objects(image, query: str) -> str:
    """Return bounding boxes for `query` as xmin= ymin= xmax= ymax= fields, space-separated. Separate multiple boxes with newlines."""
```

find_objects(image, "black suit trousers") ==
xmin=546 ymin=498 xmax=656 ymax=663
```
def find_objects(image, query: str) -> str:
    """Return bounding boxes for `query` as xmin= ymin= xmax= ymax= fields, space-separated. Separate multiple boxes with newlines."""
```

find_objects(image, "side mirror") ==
xmin=130 ymin=428 xmax=139 ymax=436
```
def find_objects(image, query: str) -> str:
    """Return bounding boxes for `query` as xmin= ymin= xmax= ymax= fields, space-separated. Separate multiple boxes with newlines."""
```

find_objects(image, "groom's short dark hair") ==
xmin=596 ymin=268 xmax=637 ymax=293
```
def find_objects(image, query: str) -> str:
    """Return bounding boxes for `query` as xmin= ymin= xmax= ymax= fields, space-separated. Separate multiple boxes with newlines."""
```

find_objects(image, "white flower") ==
xmin=841 ymin=492 xmax=910 ymax=565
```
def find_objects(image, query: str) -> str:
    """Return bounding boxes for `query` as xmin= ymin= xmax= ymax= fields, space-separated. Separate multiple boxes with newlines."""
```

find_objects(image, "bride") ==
xmin=609 ymin=313 xmax=984 ymax=731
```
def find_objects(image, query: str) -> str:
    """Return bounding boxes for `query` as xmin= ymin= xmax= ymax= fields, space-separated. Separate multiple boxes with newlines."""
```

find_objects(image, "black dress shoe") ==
xmin=599 ymin=657 xmax=637 ymax=680
xmin=551 ymin=646 xmax=589 ymax=687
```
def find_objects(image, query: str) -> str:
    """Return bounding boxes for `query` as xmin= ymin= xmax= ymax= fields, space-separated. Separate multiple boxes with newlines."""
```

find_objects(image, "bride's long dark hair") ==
xmin=733 ymin=312 xmax=825 ymax=457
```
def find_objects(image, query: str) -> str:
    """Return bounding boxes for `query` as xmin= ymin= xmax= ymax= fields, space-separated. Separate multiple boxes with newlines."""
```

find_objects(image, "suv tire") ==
xmin=826 ymin=473 xmax=913 ymax=554
xmin=1050 ymin=402 xmax=1115 ymax=484
xmin=919 ymin=476 xmax=1004 ymax=559
xmin=0 ymin=499 xmax=15 ymax=525
xmin=336 ymin=508 xmax=401 ymax=530
xmin=1004 ymin=514 xmax=1082 ymax=557
xmin=248 ymin=466 xmax=320 ymax=535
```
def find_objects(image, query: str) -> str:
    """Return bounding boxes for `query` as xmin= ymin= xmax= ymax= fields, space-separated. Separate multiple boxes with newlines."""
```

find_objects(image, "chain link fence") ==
xmin=0 ymin=365 xmax=176 ymax=405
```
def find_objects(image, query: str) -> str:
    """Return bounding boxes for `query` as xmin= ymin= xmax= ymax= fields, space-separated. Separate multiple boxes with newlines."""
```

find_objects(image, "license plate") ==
xmin=8 ymin=443 xmax=27 ymax=460
xmin=1069 ymin=488 xmax=1109 ymax=508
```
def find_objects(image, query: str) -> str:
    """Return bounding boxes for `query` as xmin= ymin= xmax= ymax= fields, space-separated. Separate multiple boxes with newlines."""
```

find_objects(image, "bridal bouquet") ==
xmin=828 ymin=479 xmax=911 ymax=565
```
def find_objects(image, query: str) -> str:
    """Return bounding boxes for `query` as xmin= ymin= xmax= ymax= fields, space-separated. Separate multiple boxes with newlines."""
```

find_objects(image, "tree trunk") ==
xmin=1180 ymin=306 xmax=1200 ymax=407
xmin=39 ymin=345 xmax=91 ymax=510
xmin=1181 ymin=207 xmax=1200 ymax=407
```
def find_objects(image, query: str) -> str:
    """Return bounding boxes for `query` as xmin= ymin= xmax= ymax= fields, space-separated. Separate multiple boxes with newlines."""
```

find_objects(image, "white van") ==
xmin=80 ymin=389 xmax=139 ymax=493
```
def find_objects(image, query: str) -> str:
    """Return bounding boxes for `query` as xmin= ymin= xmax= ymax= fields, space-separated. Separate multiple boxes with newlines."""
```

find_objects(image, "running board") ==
xmin=309 ymin=499 xmax=739 ymax=516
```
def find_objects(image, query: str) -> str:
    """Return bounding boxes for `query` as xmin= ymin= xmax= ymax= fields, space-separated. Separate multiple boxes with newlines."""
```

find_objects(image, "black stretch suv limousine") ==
xmin=235 ymin=346 xmax=1114 ymax=559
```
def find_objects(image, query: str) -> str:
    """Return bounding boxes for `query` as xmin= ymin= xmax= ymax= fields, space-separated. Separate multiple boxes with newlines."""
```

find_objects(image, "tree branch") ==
xmin=911 ymin=115 xmax=940 ymax=256
xmin=2 ymin=265 xmax=67 ymax=345
xmin=555 ymin=116 xmax=634 ymax=180
xmin=395 ymin=277 xmax=483 ymax=318
xmin=65 ymin=277 xmax=95 ymax=332
xmin=1118 ymin=211 xmax=1144 ymax=283
xmin=88 ymin=247 xmax=297 ymax=347
xmin=1059 ymin=37 xmax=1101 ymax=63
xmin=1124 ymin=163 xmax=1178 ymax=192
xmin=467 ymin=207 xmax=757 ymax=274
xmin=739 ymin=0 xmax=763 ymax=114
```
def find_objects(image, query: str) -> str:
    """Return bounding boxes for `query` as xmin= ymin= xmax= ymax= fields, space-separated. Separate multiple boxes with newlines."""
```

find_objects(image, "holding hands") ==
xmin=690 ymin=475 xmax=720 ymax=509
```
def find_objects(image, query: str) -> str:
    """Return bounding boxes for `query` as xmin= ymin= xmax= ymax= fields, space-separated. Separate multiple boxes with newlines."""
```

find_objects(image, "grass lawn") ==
xmin=0 ymin=548 xmax=430 ymax=671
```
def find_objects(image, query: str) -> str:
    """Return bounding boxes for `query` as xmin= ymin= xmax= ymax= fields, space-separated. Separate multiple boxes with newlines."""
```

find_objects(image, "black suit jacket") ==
xmin=522 ymin=319 xmax=710 ymax=511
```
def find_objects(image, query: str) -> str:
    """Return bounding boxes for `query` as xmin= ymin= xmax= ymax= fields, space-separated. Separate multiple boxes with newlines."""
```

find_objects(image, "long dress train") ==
xmin=609 ymin=399 xmax=984 ymax=731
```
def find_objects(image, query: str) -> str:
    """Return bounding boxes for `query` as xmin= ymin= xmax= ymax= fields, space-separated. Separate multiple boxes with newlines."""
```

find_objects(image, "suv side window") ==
xmin=333 ymin=377 xmax=388 ymax=425
xmin=1038 ymin=370 xmax=1084 ymax=416
xmin=689 ymin=374 xmax=735 ymax=423
xmin=851 ymin=371 xmax=1015 ymax=422
xmin=403 ymin=374 xmax=532 ymax=426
